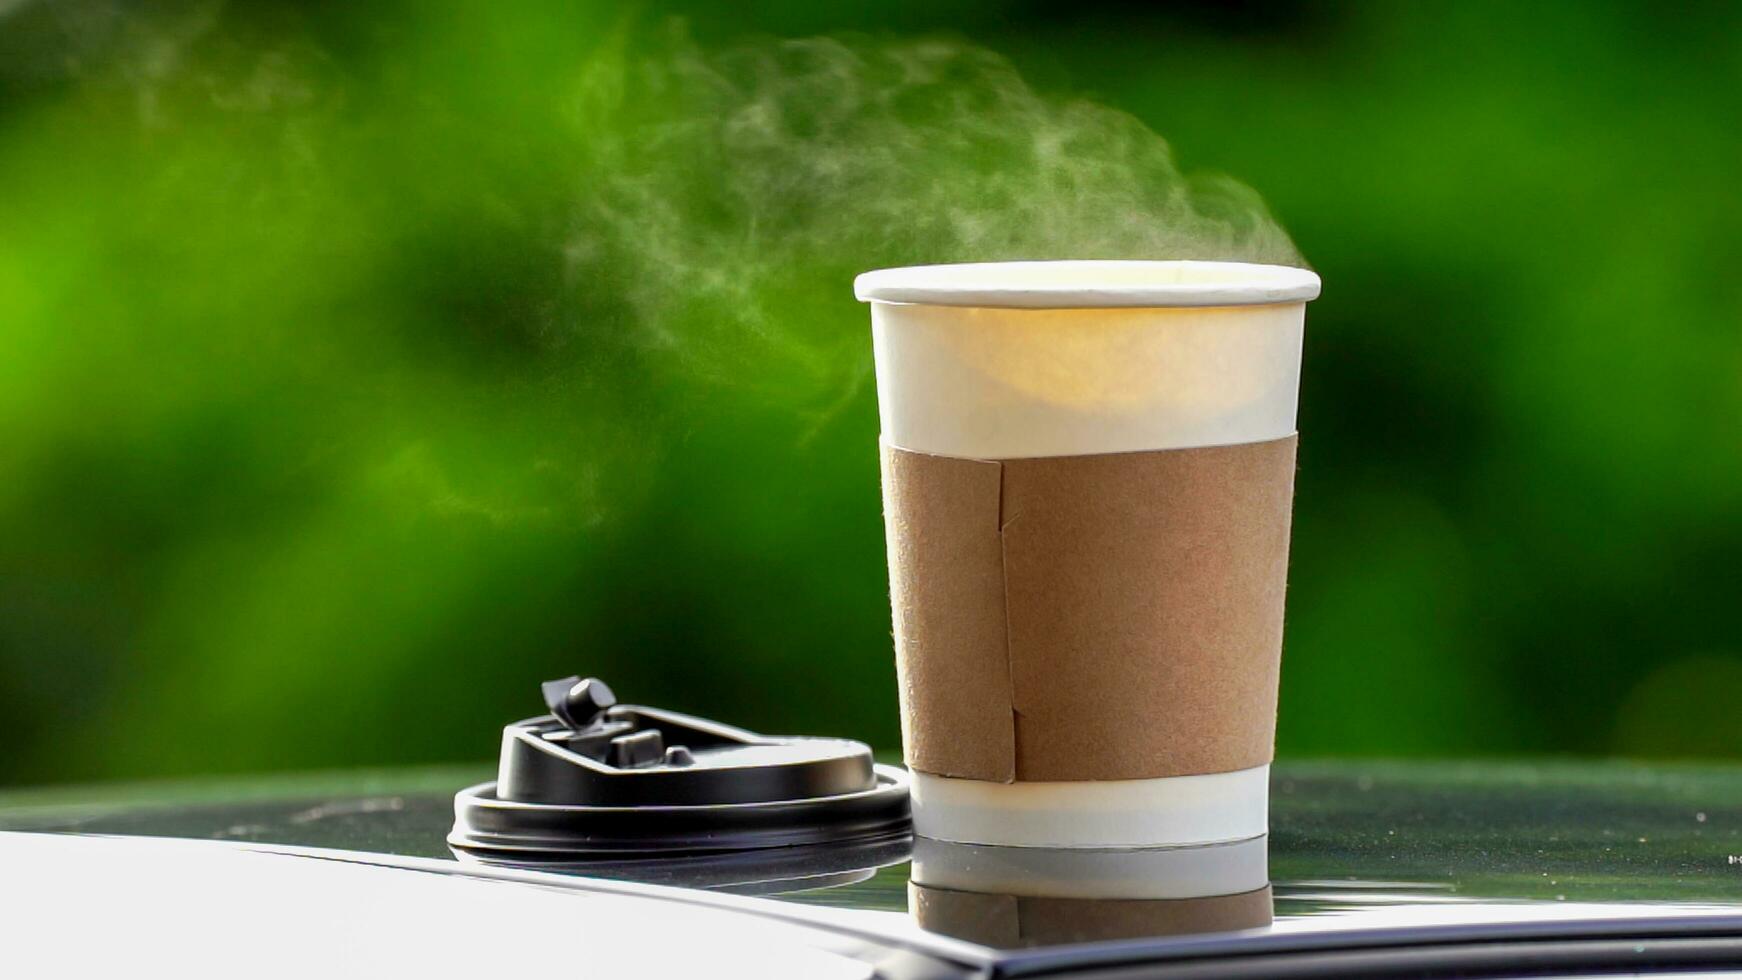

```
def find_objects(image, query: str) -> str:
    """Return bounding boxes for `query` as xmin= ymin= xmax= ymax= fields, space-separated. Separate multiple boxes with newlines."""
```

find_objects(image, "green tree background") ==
xmin=2 ymin=0 xmax=1738 ymax=785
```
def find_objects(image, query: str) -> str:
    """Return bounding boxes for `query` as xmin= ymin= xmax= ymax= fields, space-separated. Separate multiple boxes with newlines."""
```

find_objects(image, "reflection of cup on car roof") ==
xmin=909 ymin=835 xmax=1273 ymax=948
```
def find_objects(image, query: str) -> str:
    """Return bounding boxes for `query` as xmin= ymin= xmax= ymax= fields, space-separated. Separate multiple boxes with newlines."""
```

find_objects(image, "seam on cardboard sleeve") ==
xmin=996 ymin=459 xmax=1022 ymax=782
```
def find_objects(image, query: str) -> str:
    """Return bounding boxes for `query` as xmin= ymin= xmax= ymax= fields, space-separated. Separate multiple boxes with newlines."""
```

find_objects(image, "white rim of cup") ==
xmin=854 ymin=260 xmax=1320 ymax=309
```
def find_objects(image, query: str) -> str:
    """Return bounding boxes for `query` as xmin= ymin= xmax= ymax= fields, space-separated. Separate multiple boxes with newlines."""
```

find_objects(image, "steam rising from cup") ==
xmin=569 ymin=29 xmax=1305 ymax=412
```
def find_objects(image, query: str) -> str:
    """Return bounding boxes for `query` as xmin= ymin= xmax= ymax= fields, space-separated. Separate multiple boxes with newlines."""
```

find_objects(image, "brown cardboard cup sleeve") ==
xmin=881 ymin=435 xmax=1297 ymax=784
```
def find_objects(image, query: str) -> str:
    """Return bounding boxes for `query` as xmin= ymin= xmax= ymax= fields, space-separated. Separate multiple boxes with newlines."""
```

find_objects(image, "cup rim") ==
xmin=854 ymin=259 xmax=1320 ymax=310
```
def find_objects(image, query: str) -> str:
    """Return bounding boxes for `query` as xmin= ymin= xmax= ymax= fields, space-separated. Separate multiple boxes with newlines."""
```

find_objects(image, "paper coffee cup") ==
xmin=855 ymin=260 xmax=1319 ymax=848
xmin=909 ymin=836 xmax=1273 ymax=947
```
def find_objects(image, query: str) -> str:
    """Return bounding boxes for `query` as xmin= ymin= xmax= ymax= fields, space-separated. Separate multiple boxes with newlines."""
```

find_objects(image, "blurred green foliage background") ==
xmin=2 ymin=0 xmax=1739 ymax=786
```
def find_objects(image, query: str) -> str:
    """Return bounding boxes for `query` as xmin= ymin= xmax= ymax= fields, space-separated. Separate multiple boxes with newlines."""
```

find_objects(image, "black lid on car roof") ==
xmin=448 ymin=676 xmax=911 ymax=859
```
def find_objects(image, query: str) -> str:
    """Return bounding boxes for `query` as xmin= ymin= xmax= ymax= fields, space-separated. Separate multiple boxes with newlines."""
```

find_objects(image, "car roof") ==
xmin=5 ymin=758 xmax=1742 ymax=976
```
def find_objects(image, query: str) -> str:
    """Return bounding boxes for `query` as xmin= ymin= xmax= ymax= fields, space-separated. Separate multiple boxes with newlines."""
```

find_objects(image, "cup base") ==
xmin=909 ymin=764 xmax=1269 ymax=849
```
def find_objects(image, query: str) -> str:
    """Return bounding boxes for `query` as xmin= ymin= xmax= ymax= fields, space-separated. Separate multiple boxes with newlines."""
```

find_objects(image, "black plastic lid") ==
xmin=449 ymin=676 xmax=910 ymax=859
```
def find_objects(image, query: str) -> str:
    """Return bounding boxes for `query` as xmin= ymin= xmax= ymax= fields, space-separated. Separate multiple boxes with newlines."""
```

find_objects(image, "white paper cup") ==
xmin=860 ymin=260 xmax=1317 ymax=460
xmin=857 ymin=260 xmax=1319 ymax=849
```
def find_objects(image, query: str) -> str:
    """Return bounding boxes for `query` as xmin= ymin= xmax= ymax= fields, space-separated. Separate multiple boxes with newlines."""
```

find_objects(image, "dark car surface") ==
xmin=7 ymin=759 xmax=1742 ymax=977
